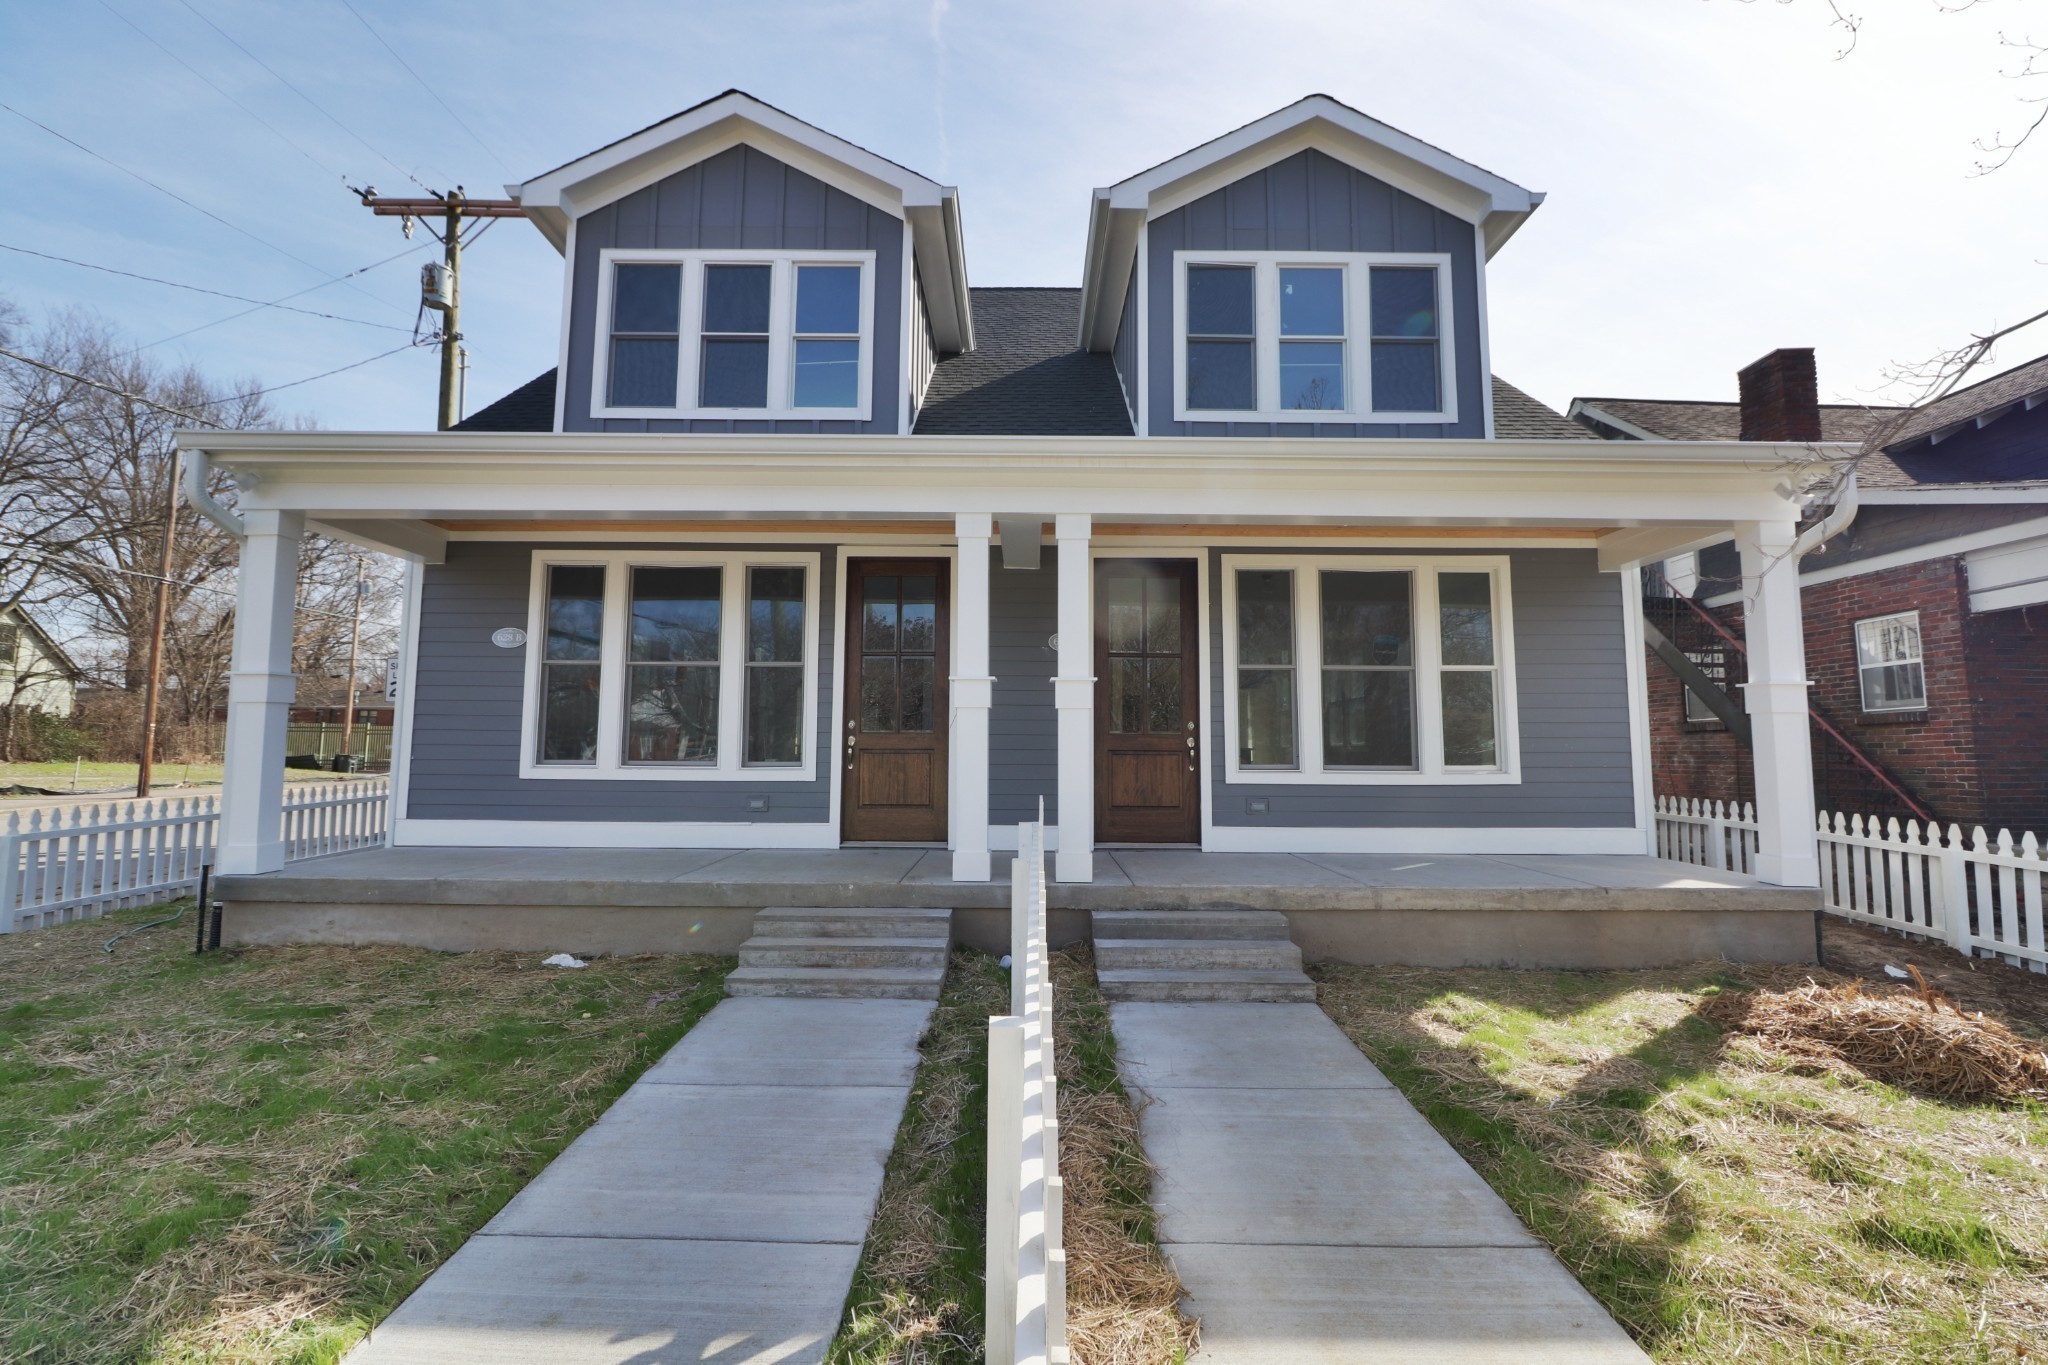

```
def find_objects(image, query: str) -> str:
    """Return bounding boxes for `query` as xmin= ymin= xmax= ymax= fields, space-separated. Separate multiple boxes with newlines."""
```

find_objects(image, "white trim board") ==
xmin=1697 ymin=513 xmax=2048 ymax=606
xmin=392 ymin=817 xmax=838 ymax=850
xmin=1202 ymin=825 xmax=1645 ymax=855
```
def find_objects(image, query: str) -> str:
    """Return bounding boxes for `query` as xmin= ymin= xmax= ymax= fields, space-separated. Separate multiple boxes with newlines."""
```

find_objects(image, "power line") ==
xmin=334 ymin=0 xmax=512 ymax=175
xmin=0 ymin=242 xmax=412 ymax=334
xmin=172 ymin=0 xmax=436 ymax=189
xmin=0 ymin=341 xmax=427 ymax=429
xmin=3 ymin=544 xmax=378 ymax=621
xmin=94 ymin=0 xmax=346 ymax=181
xmin=128 ymin=241 xmax=428 ymax=353
xmin=0 ymin=101 xmax=392 ymax=310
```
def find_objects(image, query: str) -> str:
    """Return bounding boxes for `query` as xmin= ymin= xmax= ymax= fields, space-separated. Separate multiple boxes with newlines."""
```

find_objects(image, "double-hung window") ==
xmin=1174 ymin=251 xmax=1457 ymax=423
xmin=1223 ymin=555 xmax=1516 ymax=783
xmin=1855 ymin=612 xmax=1926 ymax=712
xmin=523 ymin=552 xmax=821 ymax=781
xmin=592 ymin=250 xmax=875 ymax=420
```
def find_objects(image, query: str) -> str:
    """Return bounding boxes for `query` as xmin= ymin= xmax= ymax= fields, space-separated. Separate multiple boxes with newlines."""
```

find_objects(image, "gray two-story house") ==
xmin=186 ymin=91 xmax=1837 ymax=965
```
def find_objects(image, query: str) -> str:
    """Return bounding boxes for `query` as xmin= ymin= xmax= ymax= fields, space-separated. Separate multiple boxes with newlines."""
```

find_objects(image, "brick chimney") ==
xmin=1737 ymin=347 xmax=1822 ymax=441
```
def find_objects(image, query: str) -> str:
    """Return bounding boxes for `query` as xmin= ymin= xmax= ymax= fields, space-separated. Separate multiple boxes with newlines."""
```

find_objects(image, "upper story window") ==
xmin=591 ymin=249 xmax=875 ymax=421
xmin=1173 ymin=251 xmax=1457 ymax=425
xmin=1855 ymin=612 xmax=1926 ymax=713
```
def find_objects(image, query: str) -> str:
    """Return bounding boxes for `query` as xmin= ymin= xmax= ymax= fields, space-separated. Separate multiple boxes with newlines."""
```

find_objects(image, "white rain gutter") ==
xmin=1792 ymin=466 xmax=1859 ymax=556
xmin=182 ymin=451 xmax=245 ymax=544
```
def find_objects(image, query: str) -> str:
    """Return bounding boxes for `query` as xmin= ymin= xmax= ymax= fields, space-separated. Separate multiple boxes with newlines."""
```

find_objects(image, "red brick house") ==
xmin=1571 ymin=348 xmax=2048 ymax=835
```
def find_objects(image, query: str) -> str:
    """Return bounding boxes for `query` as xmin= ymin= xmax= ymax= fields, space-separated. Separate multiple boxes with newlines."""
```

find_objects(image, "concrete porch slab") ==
xmin=1168 ymin=1243 xmax=1648 ymax=1364
xmin=348 ymin=1235 xmax=856 ymax=1365
xmin=670 ymin=846 xmax=928 ymax=884
xmin=1300 ymin=852 xmax=1595 ymax=889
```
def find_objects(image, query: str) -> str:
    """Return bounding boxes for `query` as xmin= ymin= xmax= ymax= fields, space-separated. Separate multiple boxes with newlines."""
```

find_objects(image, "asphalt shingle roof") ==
xmin=914 ymin=289 xmax=1132 ymax=435
xmin=1572 ymin=398 xmax=1905 ymax=445
xmin=451 ymin=370 xmax=556 ymax=432
xmin=1490 ymin=378 xmax=1583 ymax=439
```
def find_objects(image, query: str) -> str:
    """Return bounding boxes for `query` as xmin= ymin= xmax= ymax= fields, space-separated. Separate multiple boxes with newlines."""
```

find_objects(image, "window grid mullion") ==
xmin=594 ymin=560 xmax=628 ymax=772
xmin=1297 ymin=567 xmax=1325 ymax=777
xmin=1414 ymin=568 xmax=1445 ymax=775
xmin=715 ymin=569 xmax=746 ymax=770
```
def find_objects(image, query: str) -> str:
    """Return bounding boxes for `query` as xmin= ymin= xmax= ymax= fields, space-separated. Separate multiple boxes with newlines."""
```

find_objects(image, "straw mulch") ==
xmin=1700 ymin=966 xmax=2048 ymax=1105
xmin=1049 ymin=947 xmax=1200 ymax=1365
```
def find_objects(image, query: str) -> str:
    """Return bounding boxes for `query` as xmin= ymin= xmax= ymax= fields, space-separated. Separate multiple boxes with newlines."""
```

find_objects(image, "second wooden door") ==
xmin=1095 ymin=559 xmax=1200 ymax=844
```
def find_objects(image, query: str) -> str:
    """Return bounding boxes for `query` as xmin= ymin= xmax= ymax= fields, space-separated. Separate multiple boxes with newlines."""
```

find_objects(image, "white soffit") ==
xmin=511 ymin=91 xmax=971 ymax=350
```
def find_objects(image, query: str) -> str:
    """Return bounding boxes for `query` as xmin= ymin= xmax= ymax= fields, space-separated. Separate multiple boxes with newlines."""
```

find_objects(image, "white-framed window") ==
xmin=1683 ymin=648 xmax=1727 ymax=724
xmin=520 ymin=550 xmax=821 ymax=782
xmin=1855 ymin=611 xmax=1926 ymax=713
xmin=589 ymin=249 xmax=875 ymax=420
xmin=1171 ymin=251 xmax=1458 ymax=424
xmin=1220 ymin=555 xmax=1517 ymax=785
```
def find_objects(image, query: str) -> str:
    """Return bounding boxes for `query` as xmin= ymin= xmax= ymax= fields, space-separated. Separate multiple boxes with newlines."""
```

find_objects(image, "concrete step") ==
xmin=726 ymin=964 xmax=945 ymax=1000
xmin=1097 ymin=968 xmax=1318 ymax=1004
xmin=753 ymin=906 xmax=954 ymax=939
xmin=1095 ymin=937 xmax=1305 ymax=972
xmin=1091 ymin=909 xmax=1293 ymax=941
xmin=739 ymin=935 xmax=949 ymax=970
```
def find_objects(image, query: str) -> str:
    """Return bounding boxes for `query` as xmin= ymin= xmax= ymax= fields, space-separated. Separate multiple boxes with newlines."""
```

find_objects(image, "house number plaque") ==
xmin=491 ymin=627 xmax=528 ymax=649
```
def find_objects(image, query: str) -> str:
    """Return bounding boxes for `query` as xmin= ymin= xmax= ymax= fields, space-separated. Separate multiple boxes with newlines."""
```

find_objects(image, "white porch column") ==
xmin=1053 ymin=514 xmax=1094 ymax=883
xmin=952 ymin=513 xmax=994 ymax=882
xmin=1737 ymin=519 xmax=1820 ymax=887
xmin=217 ymin=509 xmax=304 ymax=875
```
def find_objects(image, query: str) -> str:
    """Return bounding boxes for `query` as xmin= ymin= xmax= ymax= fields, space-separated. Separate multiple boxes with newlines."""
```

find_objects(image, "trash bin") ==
xmin=331 ymin=753 xmax=363 ymax=774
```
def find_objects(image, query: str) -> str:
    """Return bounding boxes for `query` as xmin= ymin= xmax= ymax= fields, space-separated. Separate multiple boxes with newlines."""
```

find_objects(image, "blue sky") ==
xmin=3 ymin=0 xmax=2042 ymax=430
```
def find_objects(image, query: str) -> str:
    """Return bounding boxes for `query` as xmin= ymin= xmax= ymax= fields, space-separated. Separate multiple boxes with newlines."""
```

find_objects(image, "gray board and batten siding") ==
xmin=1208 ymin=548 xmax=1638 ymax=829
xmin=562 ymin=144 xmax=905 ymax=434
xmin=1111 ymin=257 xmax=1139 ymax=429
xmin=989 ymin=547 xmax=1059 ymax=828
xmin=405 ymin=542 xmax=836 ymax=825
xmin=1147 ymin=147 xmax=1486 ymax=438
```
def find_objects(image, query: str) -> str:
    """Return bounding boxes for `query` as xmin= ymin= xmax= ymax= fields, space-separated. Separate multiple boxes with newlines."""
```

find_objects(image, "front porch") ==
xmin=214 ymin=844 xmax=1819 ymax=967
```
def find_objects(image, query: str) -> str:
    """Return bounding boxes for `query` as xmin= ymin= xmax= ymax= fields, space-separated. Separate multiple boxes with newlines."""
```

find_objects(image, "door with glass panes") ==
xmin=1095 ymin=559 xmax=1200 ymax=844
xmin=842 ymin=560 xmax=949 ymax=842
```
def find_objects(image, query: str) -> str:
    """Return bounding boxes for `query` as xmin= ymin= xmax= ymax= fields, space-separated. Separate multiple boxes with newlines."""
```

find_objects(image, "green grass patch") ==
xmin=1314 ymin=962 xmax=2048 ymax=1363
xmin=0 ymin=901 xmax=730 ymax=1364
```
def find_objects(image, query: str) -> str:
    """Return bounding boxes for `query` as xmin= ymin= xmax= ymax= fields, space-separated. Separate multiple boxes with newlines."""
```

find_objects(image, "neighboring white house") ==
xmin=0 ymin=605 xmax=80 ymax=719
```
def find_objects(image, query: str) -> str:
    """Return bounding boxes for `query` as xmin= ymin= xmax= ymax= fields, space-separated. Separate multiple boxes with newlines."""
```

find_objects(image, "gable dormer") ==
xmin=515 ymin=91 xmax=971 ymax=435
xmin=1077 ymin=96 xmax=1541 ymax=438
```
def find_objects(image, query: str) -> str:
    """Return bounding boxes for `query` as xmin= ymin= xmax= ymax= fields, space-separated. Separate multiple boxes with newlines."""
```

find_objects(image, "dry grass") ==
xmin=1050 ymin=946 xmax=1199 ymax=1365
xmin=1313 ymin=956 xmax=2048 ymax=1363
xmin=1700 ymin=969 xmax=2048 ymax=1105
xmin=0 ymin=902 xmax=729 ymax=1364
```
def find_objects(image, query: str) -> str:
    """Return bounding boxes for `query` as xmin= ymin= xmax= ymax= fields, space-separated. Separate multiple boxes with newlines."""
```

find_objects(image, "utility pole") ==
xmin=354 ymin=187 xmax=523 ymax=430
xmin=338 ymin=558 xmax=366 ymax=767
xmin=136 ymin=453 xmax=179 ymax=798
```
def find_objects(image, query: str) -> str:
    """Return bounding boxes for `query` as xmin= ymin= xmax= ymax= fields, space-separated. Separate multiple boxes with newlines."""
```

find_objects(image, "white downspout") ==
xmin=1792 ymin=467 xmax=1859 ymax=557
xmin=182 ymin=450 xmax=245 ymax=544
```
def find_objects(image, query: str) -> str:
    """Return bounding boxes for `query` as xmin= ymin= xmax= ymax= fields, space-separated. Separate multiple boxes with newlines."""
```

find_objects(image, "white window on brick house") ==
xmin=1855 ymin=611 xmax=1926 ymax=712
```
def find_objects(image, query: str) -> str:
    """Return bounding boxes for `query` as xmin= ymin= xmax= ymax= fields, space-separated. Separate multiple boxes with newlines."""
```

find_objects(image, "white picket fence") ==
xmin=2 ymin=778 xmax=390 ymax=934
xmin=987 ymin=805 xmax=1068 ymax=1365
xmin=1655 ymin=794 xmax=2048 ymax=971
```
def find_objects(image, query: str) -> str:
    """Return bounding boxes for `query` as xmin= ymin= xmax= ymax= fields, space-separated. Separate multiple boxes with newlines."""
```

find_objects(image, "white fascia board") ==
xmin=1795 ymin=515 xmax=2048 ymax=590
xmin=1101 ymin=98 xmax=1539 ymax=240
xmin=1858 ymin=487 xmax=2048 ymax=504
xmin=906 ymin=191 xmax=973 ymax=352
xmin=518 ymin=93 xmax=945 ymax=217
xmin=1076 ymin=195 xmax=1145 ymax=353
xmin=183 ymin=432 xmax=1835 ymax=527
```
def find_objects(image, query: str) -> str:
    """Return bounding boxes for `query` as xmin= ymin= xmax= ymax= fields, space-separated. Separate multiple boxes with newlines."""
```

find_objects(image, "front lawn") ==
xmin=1314 ymin=925 xmax=2048 ymax=1363
xmin=0 ymin=904 xmax=730 ymax=1363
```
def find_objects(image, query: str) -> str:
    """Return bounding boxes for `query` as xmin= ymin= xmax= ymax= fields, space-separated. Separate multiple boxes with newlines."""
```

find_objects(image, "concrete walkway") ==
xmin=1113 ymin=1002 xmax=1649 ymax=1364
xmin=348 ymin=996 xmax=932 ymax=1365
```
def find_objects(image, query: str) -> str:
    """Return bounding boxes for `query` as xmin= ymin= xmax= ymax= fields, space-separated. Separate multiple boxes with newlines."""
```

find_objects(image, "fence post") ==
xmin=987 ymin=1016 xmax=1026 ymax=1365
xmin=0 ymin=812 xmax=20 ymax=935
xmin=1938 ymin=823 xmax=1972 ymax=955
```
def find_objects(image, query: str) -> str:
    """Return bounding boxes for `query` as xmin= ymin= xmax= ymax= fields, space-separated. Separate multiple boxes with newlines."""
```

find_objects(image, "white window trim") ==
xmin=1219 ymin=553 xmax=1518 ymax=786
xmin=1854 ymin=610 xmax=1928 ymax=714
xmin=517 ymin=549 xmax=822 ymax=782
xmin=589 ymin=248 xmax=875 ymax=422
xmin=1170 ymin=250 xmax=1458 ymax=425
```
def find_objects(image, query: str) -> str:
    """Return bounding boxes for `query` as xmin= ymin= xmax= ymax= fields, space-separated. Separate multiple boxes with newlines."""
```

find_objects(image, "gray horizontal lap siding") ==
xmin=405 ymin=541 xmax=835 ymax=824
xmin=563 ymin=144 xmax=903 ymax=434
xmin=989 ymin=547 xmax=1059 ymax=827
xmin=1209 ymin=548 xmax=1637 ymax=828
xmin=1148 ymin=148 xmax=1484 ymax=438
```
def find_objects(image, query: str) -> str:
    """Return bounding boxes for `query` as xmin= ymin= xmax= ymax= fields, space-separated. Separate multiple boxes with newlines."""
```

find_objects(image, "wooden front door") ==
xmin=842 ymin=559 xmax=949 ymax=842
xmin=1095 ymin=559 xmax=1200 ymax=844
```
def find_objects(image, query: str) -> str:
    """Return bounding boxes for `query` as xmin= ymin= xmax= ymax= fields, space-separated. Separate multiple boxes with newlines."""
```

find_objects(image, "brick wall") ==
xmin=1649 ymin=558 xmax=2048 ymax=833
